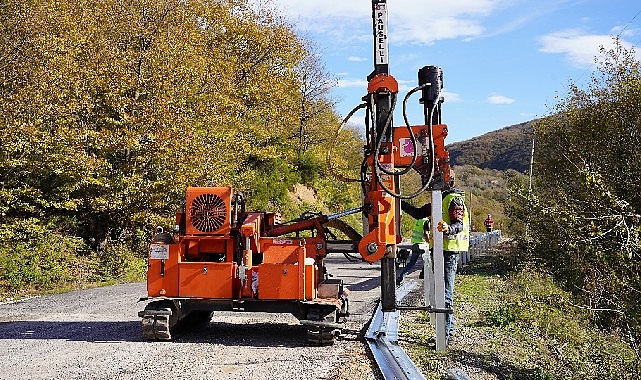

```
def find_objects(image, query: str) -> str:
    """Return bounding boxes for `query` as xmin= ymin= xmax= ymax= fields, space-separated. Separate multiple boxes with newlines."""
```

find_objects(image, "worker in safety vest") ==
xmin=398 ymin=180 xmax=469 ymax=342
xmin=396 ymin=217 xmax=431 ymax=284
xmin=436 ymin=190 xmax=469 ymax=341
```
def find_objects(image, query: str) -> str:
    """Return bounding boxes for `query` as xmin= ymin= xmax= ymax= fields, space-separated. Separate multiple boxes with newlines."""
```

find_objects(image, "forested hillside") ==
xmin=448 ymin=121 xmax=534 ymax=172
xmin=438 ymin=120 xmax=536 ymax=236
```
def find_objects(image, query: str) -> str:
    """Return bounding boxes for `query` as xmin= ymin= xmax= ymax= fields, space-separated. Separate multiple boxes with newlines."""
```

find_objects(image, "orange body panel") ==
xmin=392 ymin=124 xmax=451 ymax=184
xmin=178 ymin=262 xmax=235 ymax=298
xmin=258 ymin=263 xmax=300 ymax=300
xmin=255 ymin=241 xmax=316 ymax=300
xmin=147 ymin=240 xmax=236 ymax=299
xmin=262 ymin=241 xmax=303 ymax=264
xmin=147 ymin=244 xmax=180 ymax=297
xmin=305 ymin=263 xmax=316 ymax=299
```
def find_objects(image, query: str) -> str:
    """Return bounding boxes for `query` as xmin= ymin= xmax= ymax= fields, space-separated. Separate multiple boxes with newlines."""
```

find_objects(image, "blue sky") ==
xmin=266 ymin=0 xmax=641 ymax=143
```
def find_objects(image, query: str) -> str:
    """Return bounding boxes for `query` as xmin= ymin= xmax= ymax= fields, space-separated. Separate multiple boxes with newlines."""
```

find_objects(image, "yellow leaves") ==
xmin=1 ymin=0 xmax=355 ymax=234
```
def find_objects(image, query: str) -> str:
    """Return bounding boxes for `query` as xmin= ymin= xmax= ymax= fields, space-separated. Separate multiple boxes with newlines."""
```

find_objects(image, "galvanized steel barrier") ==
xmin=367 ymin=230 xmax=502 ymax=379
xmin=459 ymin=230 xmax=501 ymax=267
xmin=366 ymin=280 xmax=426 ymax=380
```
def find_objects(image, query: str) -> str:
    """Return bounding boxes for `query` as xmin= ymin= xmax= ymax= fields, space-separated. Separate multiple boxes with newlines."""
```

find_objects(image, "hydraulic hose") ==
xmin=374 ymin=83 xmax=429 ymax=177
xmin=329 ymin=84 xmax=436 ymax=201
xmin=327 ymin=103 xmax=368 ymax=183
xmin=374 ymin=88 xmax=436 ymax=199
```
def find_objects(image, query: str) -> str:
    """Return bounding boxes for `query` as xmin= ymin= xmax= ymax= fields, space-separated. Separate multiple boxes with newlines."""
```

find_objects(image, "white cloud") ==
xmin=610 ymin=25 xmax=639 ymax=39
xmin=480 ymin=0 xmax=590 ymax=39
xmin=442 ymin=89 xmax=461 ymax=103
xmin=265 ymin=0 xmax=500 ymax=45
xmin=393 ymin=16 xmax=485 ymax=45
xmin=337 ymin=78 xmax=368 ymax=88
xmin=538 ymin=28 xmax=636 ymax=68
xmin=347 ymin=56 xmax=368 ymax=62
xmin=487 ymin=94 xmax=514 ymax=105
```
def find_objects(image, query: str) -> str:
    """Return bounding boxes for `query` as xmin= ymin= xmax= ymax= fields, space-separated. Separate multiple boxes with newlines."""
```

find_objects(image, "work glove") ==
xmin=437 ymin=221 xmax=449 ymax=233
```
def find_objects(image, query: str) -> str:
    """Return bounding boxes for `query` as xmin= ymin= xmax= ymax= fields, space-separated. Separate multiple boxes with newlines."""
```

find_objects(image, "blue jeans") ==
xmin=398 ymin=243 xmax=426 ymax=279
xmin=444 ymin=252 xmax=460 ymax=337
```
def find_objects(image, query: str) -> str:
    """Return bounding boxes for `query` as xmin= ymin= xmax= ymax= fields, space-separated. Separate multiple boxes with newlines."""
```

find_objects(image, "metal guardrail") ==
xmin=460 ymin=230 xmax=501 ymax=267
xmin=366 ymin=280 xmax=426 ymax=380
xmin=367 ymin=231 xmax=502 ymax=379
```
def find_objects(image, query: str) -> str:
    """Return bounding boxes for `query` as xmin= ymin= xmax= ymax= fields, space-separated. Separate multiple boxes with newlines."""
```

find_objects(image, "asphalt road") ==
xmin=0 ymin=253 xmax=384 ymax=380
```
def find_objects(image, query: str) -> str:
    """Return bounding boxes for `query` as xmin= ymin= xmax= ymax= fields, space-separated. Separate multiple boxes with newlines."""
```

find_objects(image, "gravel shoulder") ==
xmin=0 ymin=254 xmax=384 ymax=380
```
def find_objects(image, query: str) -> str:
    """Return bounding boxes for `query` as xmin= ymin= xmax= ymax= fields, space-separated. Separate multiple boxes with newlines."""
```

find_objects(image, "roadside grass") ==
xmin=399 ymin=241 xmax=639 ymax=379
xmin=0 ymin=242 xmax=147 ymax=301
xmin=0 ymin=219 xmax=150 ymax=301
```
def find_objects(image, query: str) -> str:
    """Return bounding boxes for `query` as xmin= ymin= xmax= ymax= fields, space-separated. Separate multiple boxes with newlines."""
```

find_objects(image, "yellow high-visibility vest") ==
xmin=442 ymin=192 xmax=469 ymax=252
xmin=411 ymin=218 xmax=431 ymax=245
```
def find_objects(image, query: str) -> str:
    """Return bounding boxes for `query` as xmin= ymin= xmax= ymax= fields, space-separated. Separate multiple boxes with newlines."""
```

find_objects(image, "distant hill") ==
xmin=447 ymin=121 xmax=535 ymax=173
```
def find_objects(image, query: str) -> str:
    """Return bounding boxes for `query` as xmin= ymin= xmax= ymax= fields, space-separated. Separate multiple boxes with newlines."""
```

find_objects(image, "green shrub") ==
xmin=484 ymin=304 xmax=518 ymax=327
xmin=87 ymin=241 xmax=147 ymax=283
xmin=0 ymin=219 xmax=83 ymax=295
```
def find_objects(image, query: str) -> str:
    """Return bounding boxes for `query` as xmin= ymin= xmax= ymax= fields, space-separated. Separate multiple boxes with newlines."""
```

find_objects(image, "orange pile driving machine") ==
xmin=140 ymin=187 xmax=355 ymax=345
xmin=139 ymin=0 xmax=452 ymax=346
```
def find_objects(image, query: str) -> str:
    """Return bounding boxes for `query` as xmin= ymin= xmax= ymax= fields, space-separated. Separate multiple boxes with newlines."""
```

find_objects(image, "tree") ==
xmin=0 ymin=0 xmax=368 ymax=295
xmin=0 ymin=0 xmax=319 ymax=248
xmin=508 ymin=40 xmax=641 ymax=355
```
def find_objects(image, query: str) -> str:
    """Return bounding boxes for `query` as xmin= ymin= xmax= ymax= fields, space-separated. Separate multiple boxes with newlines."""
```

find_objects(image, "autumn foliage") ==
xmin=0 ymin=0 xmax=361 ymax=295
xmin=508 ymin=42 xmax=641 ymax=356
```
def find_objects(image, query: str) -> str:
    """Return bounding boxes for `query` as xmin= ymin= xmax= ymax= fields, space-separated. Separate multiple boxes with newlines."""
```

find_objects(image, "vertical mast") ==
xmin=371 ymin=0 xmax=389 ymax=76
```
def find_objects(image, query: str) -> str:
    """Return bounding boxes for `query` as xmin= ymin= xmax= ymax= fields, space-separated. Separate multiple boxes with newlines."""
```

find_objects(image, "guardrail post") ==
xmin=431 ymin=190 xmax=447 ymax=350
xmin=423 ymin=253 xmax=436 ymax=327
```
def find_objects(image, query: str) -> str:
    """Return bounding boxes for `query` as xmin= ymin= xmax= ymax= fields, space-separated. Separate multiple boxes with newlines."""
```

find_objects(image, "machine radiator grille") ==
xmin=190 ymin=193 xmax=227 ymax=233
